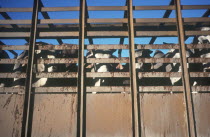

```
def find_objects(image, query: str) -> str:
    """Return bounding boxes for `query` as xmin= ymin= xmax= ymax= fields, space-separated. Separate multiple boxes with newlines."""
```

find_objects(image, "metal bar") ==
xmin=182 ymin=5 xmax=210 ymax=10
xmin=1 ymin=44 xmax=210 ymax=50
xmin=34 ymin=87 xmax=77 ymax=92
xmin=1 ymin=86 xmax=210 ymax=94
xmin=1 ymin=58 xmax=210 ymax=64
xmin=175 ymin=0 xmax=196 ymax=137
xmin=128 ymin=0 xmax=139 ymax=136
xmin=77 ymin=0 xmax=86 ymax=136
xmin=21 ymin=0 xmax=39 ymax=136
xmin=1 ymin=72 xmax=210 ymax=78
xmin=1 ymin=30 xmax=209 ymax=38
xmin=0 ymin=5 xmax=209 ymax=12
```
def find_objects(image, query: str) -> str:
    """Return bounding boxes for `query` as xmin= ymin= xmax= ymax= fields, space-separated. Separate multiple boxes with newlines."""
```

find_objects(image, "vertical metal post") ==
xmin=127 ymin=0 xmax=140 ymax=136
xmin=77 ymin=0 xmax=86 ymax=136
xmin=175 ymin=0 xmax=196 ymax=137
xmin=21 ymin=0 xmax=39 ymax=137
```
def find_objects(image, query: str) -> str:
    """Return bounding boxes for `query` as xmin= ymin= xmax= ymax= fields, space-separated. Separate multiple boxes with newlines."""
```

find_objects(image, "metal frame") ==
xmin=0 ymin=0 xmax=210 ymax=137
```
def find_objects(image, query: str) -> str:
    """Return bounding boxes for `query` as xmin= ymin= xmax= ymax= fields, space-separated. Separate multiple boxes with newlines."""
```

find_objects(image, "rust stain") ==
xmin=3 ymin=94 xmax=13 ymax=108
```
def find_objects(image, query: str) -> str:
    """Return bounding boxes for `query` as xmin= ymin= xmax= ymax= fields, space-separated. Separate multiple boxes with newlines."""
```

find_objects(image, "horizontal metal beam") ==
xmin=1 ymin=86 xmax=210 ymax=94
xmin=0 ymin=31 xmax=209 ymax=38
xmin=0 ymin=5 xmax=209 ymax=12
xmin=1 ymin=58 xmax=210 ymax=64
xmin=1 ymin=72 xmax=210 ymax=78
xmin=1 ymin=17 xmax=209 ymax=25
xmin=1 ymin=44 xmax=210 ymax=50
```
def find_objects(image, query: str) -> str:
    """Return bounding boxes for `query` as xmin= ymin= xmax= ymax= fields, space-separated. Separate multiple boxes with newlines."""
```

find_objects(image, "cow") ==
xmin=120 ymin=49 xmax=153 ymax=86
xmin=13 ymin=42 xmax=60 ymax=87
xmin=150 ymin=50 xmax=172 ymax=86
xmin=85 ymin=49 xmax=124 ymax=88
xmin=0 ymin=50 xmax=14 ymax=87
xmin=51 ymin=43 xmax=79 ymax=87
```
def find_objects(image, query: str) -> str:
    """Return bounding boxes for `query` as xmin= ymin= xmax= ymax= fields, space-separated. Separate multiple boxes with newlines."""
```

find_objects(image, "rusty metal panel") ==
xmin=31 ymin=94 xmax=77 ymax=137
xmin=193 ymin=93 xmax=210 ymax=137
xmin=0 ymin=94 xmax=24 ymax=137
xmin=86 ymin=94 xmax=132 ymax=137
xmin=139 ymin=93 xmax=188 ymax=137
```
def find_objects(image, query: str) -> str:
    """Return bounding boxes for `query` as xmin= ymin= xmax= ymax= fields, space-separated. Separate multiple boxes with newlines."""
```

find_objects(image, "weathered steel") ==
xmin=140 ymin=94 xmax=188 ymax=136
xmin=86 ymin=72 xmax=130 ymax=78
xmin=175 ymin=0 xmax=196 ymax=137
xmin=31 ymin=94 xmax=77 ymax=136
xmin=1 ymin=31 xmax=210 ymax=38
xmin=77 ymin=0 xmax=86 ymax=136
xmin=21 ymin=0 xmax=39 ymax=136
xmin=192 ymin=93 xmax=210 ymax=137
xmin=0 ymin=94 xmax=24 ymax=137
xmin=86 ymin=94 xmax=132 ymax=137
xmin=36 ymin=72 xmax=78 ymax=78
xmin=1 ymin=44 xmax=210 ymax=50
xmin=1 ymin=5 xmax=209 ymax=12
xmin=128 ymin=0 xmax=139 ymax=136
xmin=139 ymin=86 xmax=183 ymax=92
xmin=1 ymin=72 xmax=210 ymax=78
xmin=182 ymin=5 xmax=210 ymax=10
xmin=0 ymin=73 xmax=26 ymax=78
xmin=0 ymin=87 xmax=25 ymax=94
xmin=34 ymin=87 xmax=77 ymax=92
xmin=1 ymin=58 xmax=209 ymax=64
xmin=1 ymin=86 xmax=210 ymax=94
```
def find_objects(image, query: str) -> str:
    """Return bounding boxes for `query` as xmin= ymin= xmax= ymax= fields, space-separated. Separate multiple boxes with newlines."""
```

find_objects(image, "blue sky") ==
xmin=0 ymin=0 xmax=210 ymax=58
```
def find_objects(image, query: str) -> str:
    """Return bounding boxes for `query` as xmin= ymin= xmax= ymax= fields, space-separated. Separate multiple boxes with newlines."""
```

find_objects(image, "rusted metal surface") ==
xmin=0 ymin=59 xmax=28 ymax=64
xmin=0 ymin=73 xmax=26 ymax=78
xmin=34 ymin=87 xmax=77 ymax=92
xmin=1 ymin=5 xmax=209 ymax=12
xmin=86 ymin=94 xmax=132 ymax=137
xmin=1 ymin=44 xmax=210 ymax=50
xmin=175 ymin=0 xmax=196 ymax=136
xmin=21 ymin=0 xmax=39 ymax=136
xmin=0 ymin=58 xmax=209 ymax=64
xmin=0 ymin=87 xmax=25 ymax=94
xmin=139 ymin=86 xmax=183 ymax=92
xmin=86 ymin=86 xmax=130 ymax=93
xmin=31 ymin=94 xmax=77 ymax=137
xmin=77 ymin=0 xmax=86 ymax=136
xmin=1 ymin=72 xmax=210 ymax=79
xmin=139 ymin=94 xmax=188 ymax=137
xmin=128 ymin=0 xmax=139 ymax=136
xmin=36 ymin=72 xmax=78 ymax=78
xmin=1 ymin=86 xmax=210 ymax=94
xmin=1 ymin=31 xmax=210 ymax=38
xmin=192 ymin=93 xmax=210 ymax=137
xmin=0 ymin=94 xmax=24 ymax=137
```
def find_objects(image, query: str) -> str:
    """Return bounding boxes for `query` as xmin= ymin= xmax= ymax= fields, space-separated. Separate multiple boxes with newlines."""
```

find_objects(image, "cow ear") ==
xmin=86 ymin=63 xmax=93 ymax=68
xmin=116 ymin=63 xmax=124 ymax=70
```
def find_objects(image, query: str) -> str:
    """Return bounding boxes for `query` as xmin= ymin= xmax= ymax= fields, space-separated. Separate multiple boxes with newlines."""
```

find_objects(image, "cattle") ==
xmin=150 ymin=50 xmax=172 ymax=86
xmin=85 ymin=49 xmax=124 ymax=88
xmin=120 ymin=49 xmax=153 ymax=86
xmin=0 ymin=50 xmax=14 ymax=87
xmin=164 ymin=43 xmax=194 ymax=86
xmin=13 ymin=42 xmax=60 ymax=87
xmin=52 ymin=43 xmax=79 ymax=87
